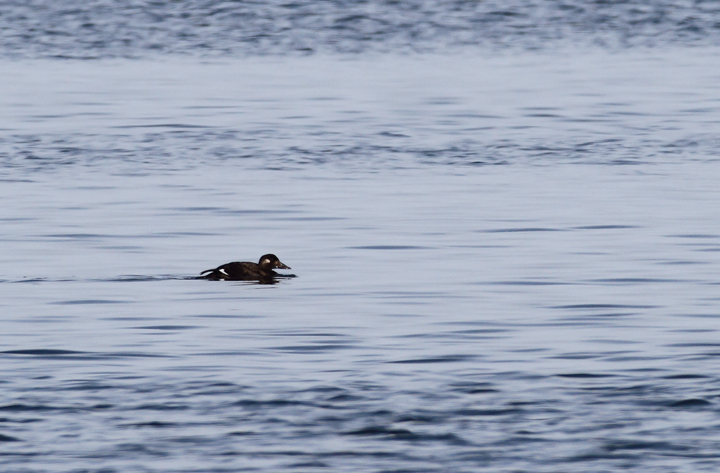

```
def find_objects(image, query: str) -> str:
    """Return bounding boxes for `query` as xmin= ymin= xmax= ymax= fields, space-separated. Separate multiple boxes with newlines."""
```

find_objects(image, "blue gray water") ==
xmin=2 ymin=2 xmax=720 ymax=472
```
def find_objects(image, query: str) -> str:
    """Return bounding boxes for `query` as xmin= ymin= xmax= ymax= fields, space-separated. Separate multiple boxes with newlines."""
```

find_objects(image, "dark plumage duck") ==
xmin=200 ymin=254 xmax=291 ymax=282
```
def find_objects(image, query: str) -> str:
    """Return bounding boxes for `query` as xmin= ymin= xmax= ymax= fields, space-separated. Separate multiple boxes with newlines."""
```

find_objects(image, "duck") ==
xmin=200 ymin=254 xmax=291 ymax=282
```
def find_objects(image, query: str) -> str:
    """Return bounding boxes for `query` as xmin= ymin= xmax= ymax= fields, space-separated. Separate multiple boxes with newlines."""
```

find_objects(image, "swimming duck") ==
xmin=200 ymin=254 xmax=291 ymax=282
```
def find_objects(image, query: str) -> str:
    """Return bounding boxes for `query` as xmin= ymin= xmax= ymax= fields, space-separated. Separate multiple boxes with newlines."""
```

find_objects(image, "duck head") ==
xmin=258 ymin=254 xmax=290 ymax=270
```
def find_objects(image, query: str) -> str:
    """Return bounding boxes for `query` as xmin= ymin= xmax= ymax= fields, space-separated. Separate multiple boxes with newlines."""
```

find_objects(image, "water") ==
xmin=2 ymin=2 xmax=720 ymax=472
xmin=2 ymin=0 xmax=720 ymax=57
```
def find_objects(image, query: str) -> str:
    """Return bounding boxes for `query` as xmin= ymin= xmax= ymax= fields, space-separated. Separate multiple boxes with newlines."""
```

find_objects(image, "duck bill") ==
xmin=277 ymin=262 xmax=290 ymax=270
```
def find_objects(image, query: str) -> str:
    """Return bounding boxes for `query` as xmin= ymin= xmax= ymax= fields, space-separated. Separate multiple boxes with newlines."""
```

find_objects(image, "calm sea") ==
xmin=2 ymin=2 xmax=720 ymax=472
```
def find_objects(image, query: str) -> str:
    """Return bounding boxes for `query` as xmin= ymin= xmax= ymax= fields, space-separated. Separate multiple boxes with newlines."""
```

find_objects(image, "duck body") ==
xmin=200 ymin=254 xmax=291 ymax=282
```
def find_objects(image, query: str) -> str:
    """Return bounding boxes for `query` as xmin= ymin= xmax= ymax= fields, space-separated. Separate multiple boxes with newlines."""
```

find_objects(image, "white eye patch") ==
xmin=219 ymin=268 xmax=229 ymax=276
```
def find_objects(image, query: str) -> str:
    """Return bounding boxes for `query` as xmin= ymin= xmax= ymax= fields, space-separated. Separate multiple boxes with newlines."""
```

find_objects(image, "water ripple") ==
xmin=2 ymin=0 xmax=720 ymax=58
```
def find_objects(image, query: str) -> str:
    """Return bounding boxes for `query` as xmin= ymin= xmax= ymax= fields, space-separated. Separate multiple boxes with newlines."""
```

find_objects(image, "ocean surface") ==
xmin=2 ymin=1 xmax=720 ymax=472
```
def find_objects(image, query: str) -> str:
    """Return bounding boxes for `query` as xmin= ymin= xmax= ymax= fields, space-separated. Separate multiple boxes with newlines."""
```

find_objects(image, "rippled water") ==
xmin=2 ymin=2 xmax=720 ymax=472
xmin=3 ymin=0 xmax=720 ymax=57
